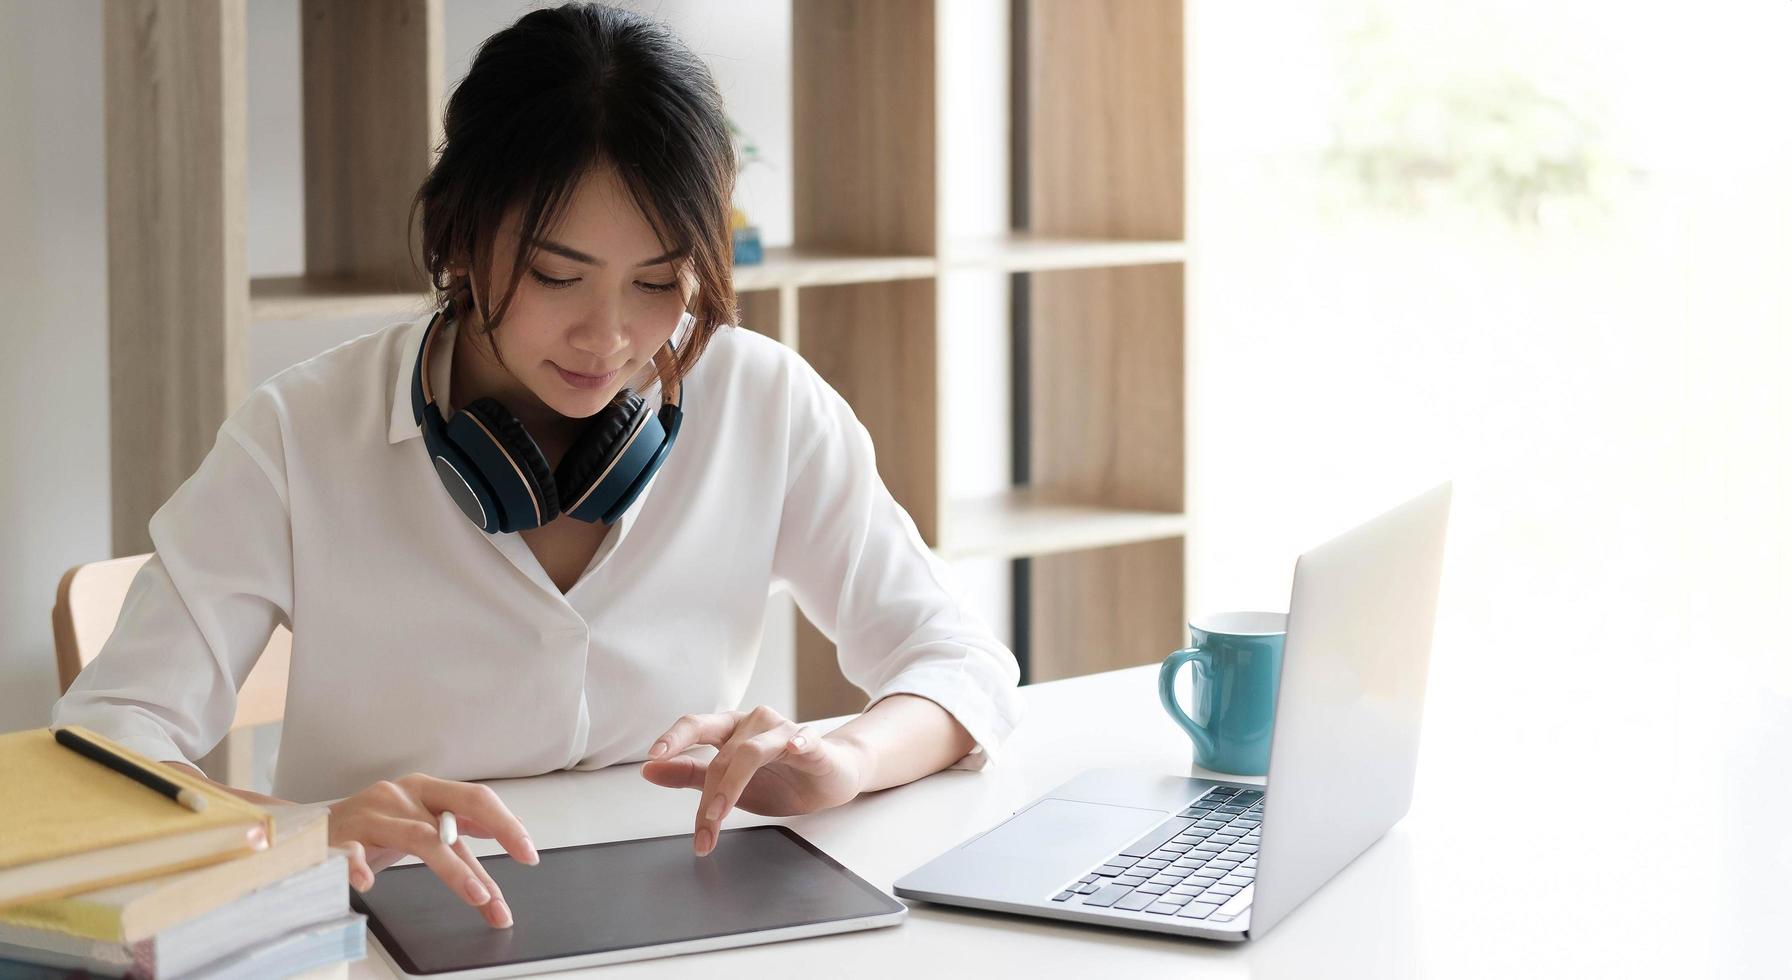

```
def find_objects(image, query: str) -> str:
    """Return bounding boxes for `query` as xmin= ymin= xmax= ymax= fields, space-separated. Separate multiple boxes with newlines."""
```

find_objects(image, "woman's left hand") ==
xmin=639 ymin=706 xmax=865 ymax=856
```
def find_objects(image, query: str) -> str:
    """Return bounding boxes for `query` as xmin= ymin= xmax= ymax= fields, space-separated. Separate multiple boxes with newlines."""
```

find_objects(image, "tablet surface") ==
xmin=349 ymin=825 xmax=906 ymax=978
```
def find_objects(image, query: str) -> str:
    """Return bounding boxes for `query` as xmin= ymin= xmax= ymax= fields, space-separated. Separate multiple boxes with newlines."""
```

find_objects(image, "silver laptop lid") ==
xmin=1249 ymin=482 xmax=1453 ymax=936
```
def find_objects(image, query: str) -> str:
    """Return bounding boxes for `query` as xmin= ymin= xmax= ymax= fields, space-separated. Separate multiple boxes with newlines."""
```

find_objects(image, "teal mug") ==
xmin=1157 ymin=611 xmax=1288 ymax=776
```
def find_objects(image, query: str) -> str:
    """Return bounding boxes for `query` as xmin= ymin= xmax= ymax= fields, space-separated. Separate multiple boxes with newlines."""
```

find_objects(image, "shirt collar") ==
xmin=388 ymin=308 xmax=455 ymax=445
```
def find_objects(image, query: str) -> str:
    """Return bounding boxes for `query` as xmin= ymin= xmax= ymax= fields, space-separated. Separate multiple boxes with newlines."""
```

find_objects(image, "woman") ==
xmin=53 ymin=3 xmax=1021 ymax=931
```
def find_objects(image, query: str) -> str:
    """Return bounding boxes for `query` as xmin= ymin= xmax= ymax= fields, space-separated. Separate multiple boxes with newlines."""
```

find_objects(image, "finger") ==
xmin=453 ymin=838 xmax=512 ymax=929
xmin=449 ymin=814 xmax=529 ymax=843
xmin=362 ymin=844 xmax=405 ymax=875
xmin=648 ymin=711 xmax=746 ymax=761
xmin=694 ymin=706 xmax=793 ymax=813
xmin=367 ymin=814 xmax=498 ymax=910
xmin=639 ymin=752 xmax=709 ymax=790
xmin=328 ymin=810 xmax=404 ymax=874
xmin=696 ymin=721 xmax=796 ymax=856
xmin=341 ymin=840 xmax=374 ymax=892
xmin=709 ymin=725 xmax=797 ymax=823
xmin=451 ymin=814 xmax=497 ymax=838
xmin=407 ymin=776 xmax=539 ymax=866
xmin=773 ymin=725 xmax=828 ymax=769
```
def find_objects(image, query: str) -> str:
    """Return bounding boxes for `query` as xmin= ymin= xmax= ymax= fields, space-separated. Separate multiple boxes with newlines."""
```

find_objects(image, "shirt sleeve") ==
xmin=769 ymin=356 xmax=1024 ymax=771
xmin=51 ymin=396 xmax=294 ymax=770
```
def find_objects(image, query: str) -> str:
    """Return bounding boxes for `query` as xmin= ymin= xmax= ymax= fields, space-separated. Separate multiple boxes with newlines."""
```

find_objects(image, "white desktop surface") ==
xmin=351 ymin=663 xmax=1788 ymax=979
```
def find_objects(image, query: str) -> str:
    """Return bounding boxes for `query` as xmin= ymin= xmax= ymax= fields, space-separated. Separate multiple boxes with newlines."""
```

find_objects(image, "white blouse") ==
xmin=53 ymin=309 xmax=1023 ymax=803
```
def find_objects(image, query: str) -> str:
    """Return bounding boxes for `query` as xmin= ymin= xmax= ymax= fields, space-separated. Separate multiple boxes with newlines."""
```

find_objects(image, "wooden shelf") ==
xmin=250 ymin=235 xmax=1189 ymax=321
xmin=939 ymin=233 xmax=1187 ymax=273
xmin=938 ymin=488 xmax=1188 ymax=561
xmin=733 ymin=237 xmax=1187 ymax=293
xmin=250 ymin=276 xmax=431 ymax=321
xmin=733 ymin=247 xmax=936 ymax=292
xmin=1030 ymin=537 xmax=1187 ymax=683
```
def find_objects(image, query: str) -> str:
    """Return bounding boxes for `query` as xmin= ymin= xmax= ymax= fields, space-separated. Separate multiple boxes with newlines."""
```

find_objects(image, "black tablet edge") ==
xmin=353 ymin=824 xmax=907 ymax=977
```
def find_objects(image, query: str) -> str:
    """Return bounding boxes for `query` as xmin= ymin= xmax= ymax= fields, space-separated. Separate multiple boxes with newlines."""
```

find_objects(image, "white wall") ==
xmin=0 ymin=2 xmax=1017 ymax=761
xmin=0 ymin=1 xmax=110 ymax=732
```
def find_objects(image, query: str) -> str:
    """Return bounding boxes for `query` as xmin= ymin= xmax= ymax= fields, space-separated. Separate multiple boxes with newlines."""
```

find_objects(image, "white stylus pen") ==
xmin=438 ymin=810 xmax=458 ymax=847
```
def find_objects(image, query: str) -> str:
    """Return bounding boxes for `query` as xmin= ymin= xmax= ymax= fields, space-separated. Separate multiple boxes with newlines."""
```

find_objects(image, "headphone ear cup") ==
xmin=554 ymin=391 xmax=646 ymax=519
xmin=460 ymin=398 xmax=561 ymax=525
xmin=426 ymin=439 xmax=502 ymax=533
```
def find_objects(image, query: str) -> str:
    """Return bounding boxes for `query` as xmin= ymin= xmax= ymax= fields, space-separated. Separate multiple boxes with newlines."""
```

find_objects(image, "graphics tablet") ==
xmin=349 ymin=825 xmax=906 ymax=978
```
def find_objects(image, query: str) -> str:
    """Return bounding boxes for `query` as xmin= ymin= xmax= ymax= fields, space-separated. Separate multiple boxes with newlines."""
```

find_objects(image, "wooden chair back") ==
xmin=51 ymin=555 xmax=290 ymax=785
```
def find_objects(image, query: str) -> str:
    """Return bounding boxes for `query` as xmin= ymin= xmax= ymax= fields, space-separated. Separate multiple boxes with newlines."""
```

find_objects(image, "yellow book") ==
xmin=0 ymin=726 xmax=272 ymax=912
xmin=0 ymin=804 xmax=328 ymax=943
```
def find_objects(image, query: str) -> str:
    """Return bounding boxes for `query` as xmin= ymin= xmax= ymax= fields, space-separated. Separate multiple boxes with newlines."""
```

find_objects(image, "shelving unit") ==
xmin=777 ymin=0 xmax=1196 ymax=715
xmin=106 ymin=0 xmax=1196 ymax=727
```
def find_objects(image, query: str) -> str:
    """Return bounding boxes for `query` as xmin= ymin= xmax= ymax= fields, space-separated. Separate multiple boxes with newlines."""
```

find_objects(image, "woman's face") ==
xmin=461 ymin=163 xmax=692 ymax=421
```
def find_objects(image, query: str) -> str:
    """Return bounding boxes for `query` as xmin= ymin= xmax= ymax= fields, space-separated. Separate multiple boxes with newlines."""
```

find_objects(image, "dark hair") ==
xmin=411 ymin=1 xmax=736 ymax=397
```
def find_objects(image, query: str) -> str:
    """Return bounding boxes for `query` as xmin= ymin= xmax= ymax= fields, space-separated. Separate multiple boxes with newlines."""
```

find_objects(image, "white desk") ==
xmin=351 ymin=663 xmax=1789 ymax=979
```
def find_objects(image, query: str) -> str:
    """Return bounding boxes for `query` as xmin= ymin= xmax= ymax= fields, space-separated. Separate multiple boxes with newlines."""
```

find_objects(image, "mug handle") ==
xmin=1159 ymin=646 xmax=1219 ymax=761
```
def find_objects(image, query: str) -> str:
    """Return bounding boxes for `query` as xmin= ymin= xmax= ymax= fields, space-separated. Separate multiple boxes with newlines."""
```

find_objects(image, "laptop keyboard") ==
xmin=1050 ymin=785 xmax=1262 ymax=922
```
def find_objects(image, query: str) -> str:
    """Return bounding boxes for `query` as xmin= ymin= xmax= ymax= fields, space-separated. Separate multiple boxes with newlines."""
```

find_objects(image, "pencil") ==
xmin=53 ymin=727 xmax=207 ymax=813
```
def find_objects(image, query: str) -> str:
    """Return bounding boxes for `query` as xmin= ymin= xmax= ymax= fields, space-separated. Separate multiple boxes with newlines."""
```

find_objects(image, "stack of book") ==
xmin=0 ymin=726 xmax=365 ymax=979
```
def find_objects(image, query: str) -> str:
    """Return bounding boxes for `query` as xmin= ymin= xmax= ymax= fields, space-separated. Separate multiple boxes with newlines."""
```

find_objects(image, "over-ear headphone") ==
xmin=410 ymin=305 xmax=686 ymax=533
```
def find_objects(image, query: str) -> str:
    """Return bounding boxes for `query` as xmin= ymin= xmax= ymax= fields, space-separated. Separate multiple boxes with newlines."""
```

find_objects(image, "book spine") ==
xmin=0 ymin=898 xmax=126 ymax=943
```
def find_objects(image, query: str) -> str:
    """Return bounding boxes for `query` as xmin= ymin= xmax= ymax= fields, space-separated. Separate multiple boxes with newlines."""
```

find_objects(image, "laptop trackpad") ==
xmin=959 ymin=798 xmax=1168 ymax=899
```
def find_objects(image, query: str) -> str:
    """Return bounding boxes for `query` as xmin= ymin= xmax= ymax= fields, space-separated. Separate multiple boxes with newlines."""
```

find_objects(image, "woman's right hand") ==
xmin=327 ymin=773 xmax=540 ymax=929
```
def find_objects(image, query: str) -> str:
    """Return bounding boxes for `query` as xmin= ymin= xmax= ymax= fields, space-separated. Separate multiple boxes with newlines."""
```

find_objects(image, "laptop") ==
xmin=893 ymin=482 xmax=1452 ymax=941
